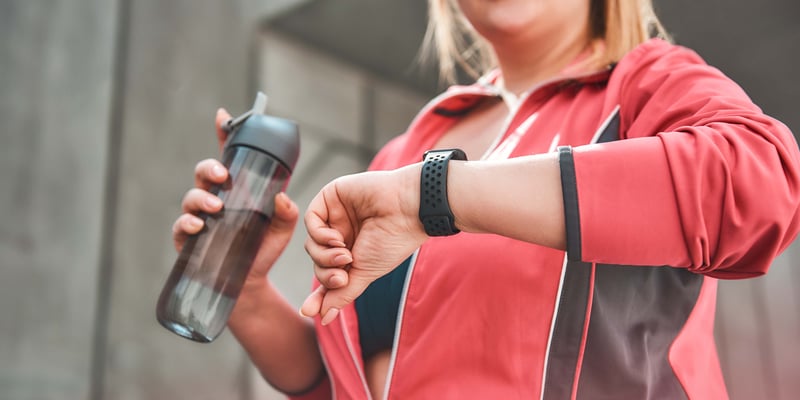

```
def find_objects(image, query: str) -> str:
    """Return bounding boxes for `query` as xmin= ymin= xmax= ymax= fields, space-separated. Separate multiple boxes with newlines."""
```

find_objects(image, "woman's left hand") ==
xmin=300 ymin=165 xmax=428 ymax=325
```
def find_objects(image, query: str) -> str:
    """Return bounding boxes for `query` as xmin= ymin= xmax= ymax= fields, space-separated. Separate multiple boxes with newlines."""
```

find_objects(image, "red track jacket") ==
xmin=292 ymin=39 xmax=800 ymax=400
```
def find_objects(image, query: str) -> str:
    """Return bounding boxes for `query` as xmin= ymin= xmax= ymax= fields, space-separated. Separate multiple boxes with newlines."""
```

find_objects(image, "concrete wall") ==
xmin=0 ymin=1 xmax=117 ymax=398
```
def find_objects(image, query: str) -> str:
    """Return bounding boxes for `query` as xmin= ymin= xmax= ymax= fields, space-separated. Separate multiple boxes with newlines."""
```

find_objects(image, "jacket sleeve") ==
xmin=561 ymin=40 xmax=800 ymax=278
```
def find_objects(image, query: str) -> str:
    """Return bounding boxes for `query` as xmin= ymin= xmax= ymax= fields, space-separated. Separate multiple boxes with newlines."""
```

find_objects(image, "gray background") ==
xmin=1 ymin=0 xmax=798 ymax=399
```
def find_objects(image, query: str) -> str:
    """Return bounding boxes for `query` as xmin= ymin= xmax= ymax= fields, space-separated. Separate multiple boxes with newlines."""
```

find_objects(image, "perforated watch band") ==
xmin=419 ymin=149 xmax=468 ymax=236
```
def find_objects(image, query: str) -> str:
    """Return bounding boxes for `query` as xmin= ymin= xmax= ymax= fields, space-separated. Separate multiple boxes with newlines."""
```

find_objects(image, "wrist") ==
xmin=398 ymin=163 xmax=428 ymax=237
xmin=228 ymin=278 xmax=275 ymax=325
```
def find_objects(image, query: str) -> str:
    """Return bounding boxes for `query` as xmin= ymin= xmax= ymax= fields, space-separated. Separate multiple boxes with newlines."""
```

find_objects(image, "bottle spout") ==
xmin=221 ymin=92 xmax=269 ymax=134
xmin=252 ymin=92 xmax=268 ymax=115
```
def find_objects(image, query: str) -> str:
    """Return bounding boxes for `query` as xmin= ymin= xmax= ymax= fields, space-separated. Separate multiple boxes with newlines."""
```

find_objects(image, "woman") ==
xmin=175 ymin=0 xmax=800 ymax=398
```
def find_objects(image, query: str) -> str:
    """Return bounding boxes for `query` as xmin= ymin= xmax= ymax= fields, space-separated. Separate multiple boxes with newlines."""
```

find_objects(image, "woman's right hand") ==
xmin=170 ymin=108 xmax=299 ymax=285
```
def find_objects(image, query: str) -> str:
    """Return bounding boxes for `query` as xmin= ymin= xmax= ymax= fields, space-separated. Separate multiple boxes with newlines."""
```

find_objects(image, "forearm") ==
xmin=228 ymin=280 xmax=325 ymax=394
xmin=420 ymin=152 xmax=567 ymax=249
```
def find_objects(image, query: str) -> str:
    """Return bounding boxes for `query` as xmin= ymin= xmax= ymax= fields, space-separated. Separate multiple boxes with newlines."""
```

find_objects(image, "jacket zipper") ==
xmin=338 ymin=310 xmax=373 ymax=399
xmin=540 ymin=255 xmax=571 ymax=400
xmin=380 ymin=250 xmax=420 ymax=400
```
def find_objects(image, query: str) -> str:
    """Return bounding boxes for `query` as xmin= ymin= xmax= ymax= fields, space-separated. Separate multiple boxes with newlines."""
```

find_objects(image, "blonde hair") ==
xmin=421 ymin=0 xmax=671 ymax=84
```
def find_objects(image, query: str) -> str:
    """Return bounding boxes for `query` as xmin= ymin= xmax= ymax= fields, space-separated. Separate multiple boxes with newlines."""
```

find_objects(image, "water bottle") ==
xmin=156 ymin=93 xmax=300 ymax=343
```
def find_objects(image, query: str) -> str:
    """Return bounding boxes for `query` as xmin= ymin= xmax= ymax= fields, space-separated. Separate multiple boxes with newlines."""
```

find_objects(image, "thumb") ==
xmin=270 ymin=192 xmax=299 ymax=233
xmin=252 ymin=192 xmax=298 ymax=268
xmin=318 ymin=274 xmax=375 ymax=325
xmin=215 ymin=108 xmax=232 ymax=152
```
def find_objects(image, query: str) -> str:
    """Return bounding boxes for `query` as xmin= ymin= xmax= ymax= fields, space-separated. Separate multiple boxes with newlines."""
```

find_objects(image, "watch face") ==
xmin=423 ymin=148 xmax=468 ymax=161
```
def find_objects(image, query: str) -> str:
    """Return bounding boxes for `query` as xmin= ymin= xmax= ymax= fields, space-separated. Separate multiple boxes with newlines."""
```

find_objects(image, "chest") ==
xmin=431 ymin=86 xmax=611 ymax=162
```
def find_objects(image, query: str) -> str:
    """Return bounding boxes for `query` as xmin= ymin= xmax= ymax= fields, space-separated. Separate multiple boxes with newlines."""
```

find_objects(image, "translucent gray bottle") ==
xmin=156 ymin=93 xmax=300 ymax=343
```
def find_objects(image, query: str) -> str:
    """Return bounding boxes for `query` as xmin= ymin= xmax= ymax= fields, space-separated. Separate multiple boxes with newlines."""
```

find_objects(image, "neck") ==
xmin=492 ymin=28 xmax=591 ymax=95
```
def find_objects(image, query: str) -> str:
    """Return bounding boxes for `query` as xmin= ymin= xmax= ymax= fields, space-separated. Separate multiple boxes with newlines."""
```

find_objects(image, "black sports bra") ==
xmin=354 ymin=256 xmax=412 ymax=361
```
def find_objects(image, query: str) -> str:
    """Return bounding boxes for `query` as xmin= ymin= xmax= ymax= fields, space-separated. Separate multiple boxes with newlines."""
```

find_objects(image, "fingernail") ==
xmin=328 ymin=240 xmax=347 ymax=248
xmin=328 ymin=274 xmax=344 ymax=287
xmin=333 ymin=254 xmax=352 ymax=265
xmin=321 ymin=308 xmax=340 ymax=326
xmin=277 ymin=192 xmax=291 ymax=209
xmin=189 ymin=216 xmax=204 ymax=228
xmin=299 ymin=308 xmax=308 ymax=318
xmin=211 ymin=165 xmax=226 ymax=178
xmin=205 ymin=196 xmax=222 ymax=209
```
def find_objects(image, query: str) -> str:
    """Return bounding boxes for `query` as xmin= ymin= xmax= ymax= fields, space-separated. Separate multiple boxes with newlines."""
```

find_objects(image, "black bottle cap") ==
xmin=227 ymin=114 xmax=300 ymax=172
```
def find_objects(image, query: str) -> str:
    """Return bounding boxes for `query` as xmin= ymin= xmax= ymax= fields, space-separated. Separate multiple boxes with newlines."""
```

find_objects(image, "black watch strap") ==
xmin=419 ymin=148 xmax=468 ymax=236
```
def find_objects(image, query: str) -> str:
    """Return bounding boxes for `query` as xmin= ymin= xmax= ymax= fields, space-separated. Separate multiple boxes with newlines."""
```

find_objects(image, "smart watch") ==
xmin=419 ymin=148 xmax=468 ymax=236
